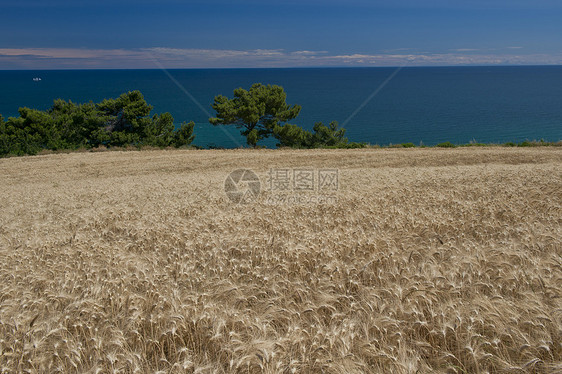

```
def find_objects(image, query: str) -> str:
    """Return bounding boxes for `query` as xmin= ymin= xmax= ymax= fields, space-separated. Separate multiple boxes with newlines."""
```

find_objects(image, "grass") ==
xmin=357 ymin=140 xmax=561 ymax=149
xmin=0 ymin=147 xmax=561 ymax=373
xmin=2 ymin=139 xmax=560 ymax=159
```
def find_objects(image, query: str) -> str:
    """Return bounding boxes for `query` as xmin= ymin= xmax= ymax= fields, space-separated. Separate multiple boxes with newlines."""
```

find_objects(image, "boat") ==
xmin=32 ymin=77 xmax=42 ymax=81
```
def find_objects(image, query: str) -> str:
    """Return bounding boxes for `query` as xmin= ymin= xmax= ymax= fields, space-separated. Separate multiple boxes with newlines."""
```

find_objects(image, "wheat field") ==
xmin=0 ymin=147 xmax=560 ymax=373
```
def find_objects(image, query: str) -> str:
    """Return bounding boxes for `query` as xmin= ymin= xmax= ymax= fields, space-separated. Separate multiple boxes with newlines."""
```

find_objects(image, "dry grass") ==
xmin=0 ymin=147 xmax=561 ymax=373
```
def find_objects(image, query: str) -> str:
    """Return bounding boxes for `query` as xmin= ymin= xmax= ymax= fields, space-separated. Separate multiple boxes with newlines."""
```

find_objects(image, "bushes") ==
xmin=389 ymin=142 xmax=416 ymax=148
xmin=0 ymin=108 xmax=61 ymax=156
xmin=273 ymin=121 xmax=366 ymax=149
xmin=0 ymin=91 xmax=195 ymax=157
xmin=272 ymin=123 xmax=311 ymax=148
xmin=172 ymin=121 xmax=196 ymax=148
xmin=436 ymin=141 xmax=456 ymax=148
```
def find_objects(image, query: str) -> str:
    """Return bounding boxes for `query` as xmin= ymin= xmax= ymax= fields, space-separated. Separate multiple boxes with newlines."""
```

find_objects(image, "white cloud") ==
xmin=449 ymin=48 xmax=480 ymax=52
xmin=0 ymin=48 xmax=143 ymax=59
xmin=290 ymin=50 xmax=328 ymax=56
xmin=1 ymin=47 xmax=561 ymax=69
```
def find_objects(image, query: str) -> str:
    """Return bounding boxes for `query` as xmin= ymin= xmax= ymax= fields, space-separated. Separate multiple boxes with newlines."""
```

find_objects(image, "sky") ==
xmin=1 ymin=0 xmax=562 ymax=69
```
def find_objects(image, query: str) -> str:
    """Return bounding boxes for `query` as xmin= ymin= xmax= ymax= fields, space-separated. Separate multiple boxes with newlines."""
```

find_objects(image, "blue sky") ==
xmin=1 ymin=0 xmax=561 ymax=69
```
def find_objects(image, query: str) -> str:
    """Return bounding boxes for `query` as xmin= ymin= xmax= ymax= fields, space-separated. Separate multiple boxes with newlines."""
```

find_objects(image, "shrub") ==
xmin=436 ymin=141 xmax=456 ymax=148
xmin=173 ymin=121 xmax=196 ymax=148
xmin=0 ymin=91 xmax=195 ymax=157
xmin=273 ymin=120 xmax=364 ymax=149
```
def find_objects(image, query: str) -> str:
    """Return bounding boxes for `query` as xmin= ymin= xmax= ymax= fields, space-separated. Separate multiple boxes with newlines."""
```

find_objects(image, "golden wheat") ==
xmin=0 ymin=147 xmax=560 ymax=373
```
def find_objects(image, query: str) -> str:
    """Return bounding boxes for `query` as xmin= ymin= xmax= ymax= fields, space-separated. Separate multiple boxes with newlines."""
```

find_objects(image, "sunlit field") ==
xmin=0 ymin=147 xmax=560 ymax=373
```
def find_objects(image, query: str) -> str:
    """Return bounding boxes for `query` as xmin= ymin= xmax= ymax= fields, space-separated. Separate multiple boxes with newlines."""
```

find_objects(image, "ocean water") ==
xmin=0 ymin=66 xmax=561 ymax=148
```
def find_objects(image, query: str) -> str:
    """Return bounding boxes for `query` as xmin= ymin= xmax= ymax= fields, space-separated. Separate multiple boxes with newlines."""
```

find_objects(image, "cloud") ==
xmin=0 ymin=48 xmax=143 ymax=59
xmin=144 ymin=47 xmax=285 ymax=59
xmin=1 ymin=47 xmax=561 ymax=69
xmin=449 ymin=48 xmax=480 ymax=52
xmin=290 ymin=50 xmax=328 ymax=56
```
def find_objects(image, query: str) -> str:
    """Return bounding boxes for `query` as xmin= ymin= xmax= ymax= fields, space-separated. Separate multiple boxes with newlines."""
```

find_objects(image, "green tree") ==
xmin=273 ymin=121 xmax=364 ymax=149
xmin=49 ymin=99 xmax=107 ymax=148
xmin=97 ymin=90 xmax=153 ymax=146
xmin=173 ymin=121 xmax=196 ymax=148
xmin=143 ymin=112 xmax=175 ymax=147
xmin=272 ymin=123 xmax=312 ymax=148
xmin=209 ymin=83 xmax=301 ymax=147
xmin=0 ymin=114 xmax=13 ymax=155
xmin=0 ymin=90 xmax=197 ymax=157
xmin=309 ymin=121 xmax=348 ymax=147
xmin=1 ymin=117 xmax=33 ymax=155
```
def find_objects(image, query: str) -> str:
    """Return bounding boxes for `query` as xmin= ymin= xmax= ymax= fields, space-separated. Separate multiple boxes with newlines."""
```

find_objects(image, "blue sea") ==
xmin=1 ymin=66 xmax=561 ymax=148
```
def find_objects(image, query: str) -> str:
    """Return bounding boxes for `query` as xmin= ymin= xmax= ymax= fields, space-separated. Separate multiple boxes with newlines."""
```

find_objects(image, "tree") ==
xmin=309 ymin=121 xmax=348 ymax=147
xmin=144 ymin=112 xmax=175 ymax=147
xmin=49 ymin=99 xmax=107 ymax=148
xmin=272 ymin=123 xmax=311 ymax=148
xmin=0 ymin=91 xmax=197 ymax=157
xmin=143 ymin=114 xmax=196 ymax=148
xmin=96 ymin=90 xmax=153 ymax=146
xmin=97 ymin=91 xmax=152 ymax=132
xmin=0 ymin=114 xmax=13 ymax=155
xmin=273 ymin=121 xmax=365 ymax=149
xmin=209 ymin=83 xmax=301 ymax=147
xmin=173 ymin=121 xmax=196 ymax=148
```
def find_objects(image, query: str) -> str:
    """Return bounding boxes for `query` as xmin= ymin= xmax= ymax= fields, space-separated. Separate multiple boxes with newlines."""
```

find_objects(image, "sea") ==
xmin=1 ymin=66 xmax=561 ymax=148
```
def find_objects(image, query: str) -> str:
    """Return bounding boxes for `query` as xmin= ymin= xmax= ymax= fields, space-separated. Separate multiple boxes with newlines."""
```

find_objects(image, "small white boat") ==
xmin=32 ymin=77 xmax=42 ymax=81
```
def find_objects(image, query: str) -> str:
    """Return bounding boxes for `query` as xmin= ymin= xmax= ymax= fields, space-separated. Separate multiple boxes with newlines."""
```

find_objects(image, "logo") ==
xmin=224 ymin=167 xmax=339 ymax=205
xmin=224 ymin=169 xmax=261 ymax=204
